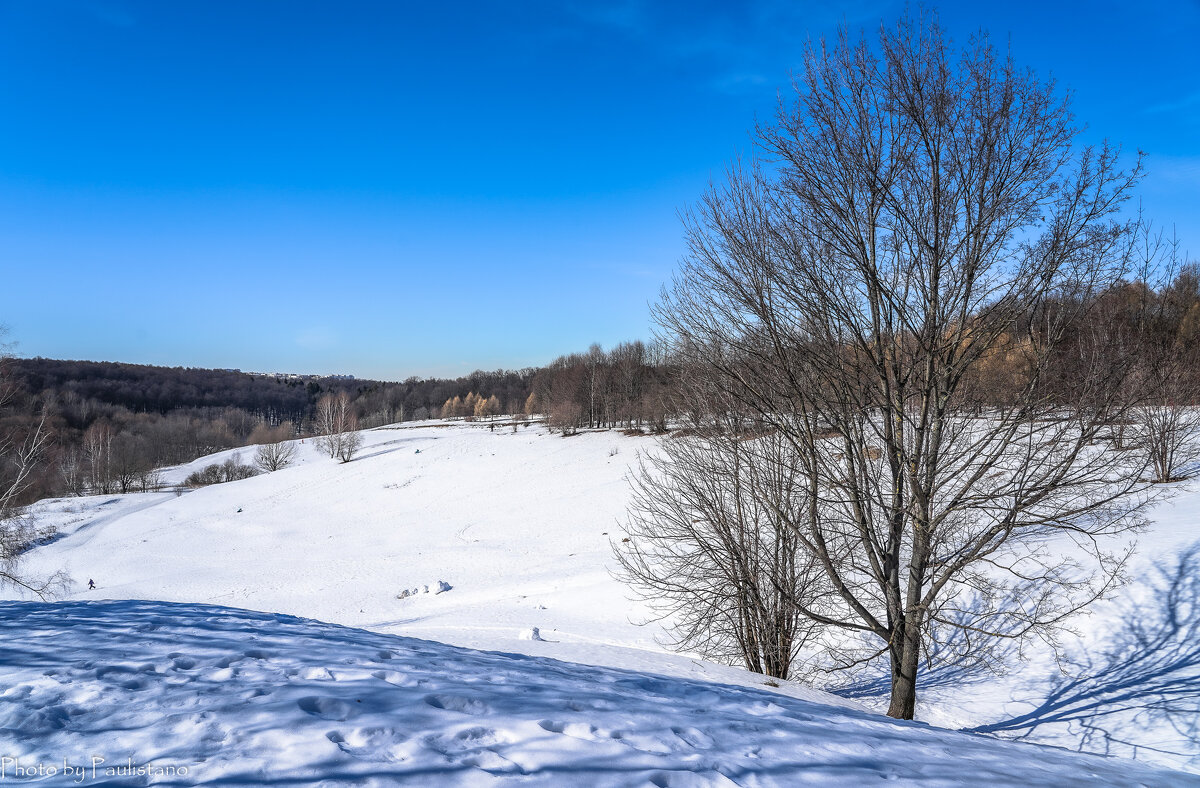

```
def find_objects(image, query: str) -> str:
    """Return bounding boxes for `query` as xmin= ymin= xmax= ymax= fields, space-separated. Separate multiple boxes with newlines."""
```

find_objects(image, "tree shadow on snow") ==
xmin=967 ymin=541 xmax=1200 ymax=765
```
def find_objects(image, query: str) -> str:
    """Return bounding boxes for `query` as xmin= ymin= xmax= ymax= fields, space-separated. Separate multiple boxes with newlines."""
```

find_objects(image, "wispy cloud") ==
xmin=1143 ymin=154 xmax=1200 ymax=183
xmin=1145 ymin=91 xmax=1200 ymax=116
xmin=561 ymin=0 xmax=899 ymax=95
xmin=712 ymin=71 xmax=771 ymax=95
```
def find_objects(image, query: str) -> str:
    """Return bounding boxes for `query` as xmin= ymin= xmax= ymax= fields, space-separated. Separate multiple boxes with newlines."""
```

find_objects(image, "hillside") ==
xmin=5 ymin=422 xmax=1199 ymax=785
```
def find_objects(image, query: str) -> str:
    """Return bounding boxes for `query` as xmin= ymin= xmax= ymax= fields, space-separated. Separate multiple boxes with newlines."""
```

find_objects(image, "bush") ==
xmin=251 ymin=423 xmax=297 ymax=472
xmin=548 ymin=401 xmax=582 ymax=436
xmin=185 ymin=454 xmax=259 ymax=487
xmin=185 ymin=465 xmax=223 ymax=487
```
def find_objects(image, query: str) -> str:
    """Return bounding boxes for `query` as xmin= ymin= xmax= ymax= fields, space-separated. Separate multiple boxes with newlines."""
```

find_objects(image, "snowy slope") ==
xmin=18 ymin=425 xmax=673 ymax=661
xmin=2 ymin=599 xmax=1192 ymax=787
xmin=7 ymin=421 xmax=1200 ymax=783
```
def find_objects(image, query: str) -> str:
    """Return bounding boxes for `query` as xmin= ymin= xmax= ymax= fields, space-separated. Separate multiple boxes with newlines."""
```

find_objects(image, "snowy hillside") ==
xmin=6 ymin=421 xmax=1200 ymax=785
xmin=3 ymin=600 xmax=1193 ymax=787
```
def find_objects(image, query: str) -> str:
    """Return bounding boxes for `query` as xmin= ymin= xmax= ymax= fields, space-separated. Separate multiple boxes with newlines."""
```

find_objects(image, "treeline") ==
xmin=526 ymin=341 xmax=675 ymax=434
xmin=0 ymin=361 xmax=541 ymax=504
xmin=11 ymin=359 xmax=318 ymax=422
xmin=9 ymin=263 xmax=1195 ymax=509
xmin=1 ymin=342 xmax=679 ymax=505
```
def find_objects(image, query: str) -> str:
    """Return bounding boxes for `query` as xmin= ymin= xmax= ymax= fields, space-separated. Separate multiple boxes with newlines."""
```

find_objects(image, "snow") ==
xmin=5 ymin=420 xmax=1200 ymax=784
xmin=2 ymin=599 xmax=1190 ymax=786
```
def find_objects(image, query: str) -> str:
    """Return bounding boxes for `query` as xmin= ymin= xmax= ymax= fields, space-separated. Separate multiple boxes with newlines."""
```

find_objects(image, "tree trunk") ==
xmin=886 ymin=626 xmax=921 ymax=719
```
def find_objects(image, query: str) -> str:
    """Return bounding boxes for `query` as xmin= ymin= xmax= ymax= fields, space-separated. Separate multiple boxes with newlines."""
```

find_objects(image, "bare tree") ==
xmin=619 ymin=371 xmax=823 ymax=679
xmin=314 ymin=392 xmax=362 ymax=462
xmin=1127 ymin=235 xmax=1200 ymax=483
xmin=252 ymin=422 xmax=297 ymax=472
xmin=0 ymin=332 xmax=61 ymax=597
xmin=313 ymin=394 xmax=340 ymax=458
xmin=58 ymin=446 xmax=85 ymax=496
xmin=336 ymin=424 xmax=362 ymax=463
xmin=82 ymin=421 xmax=113 ymax=494
xmin=584 ymin=343 xmax=605 ymax=428
xmin=1138 ymin=400 xmax=1200 ymax=483
xmin=652 ymin=15 xmax=1152 ymax=719
xmin=547 ymin=400 xmax=582 ymax=436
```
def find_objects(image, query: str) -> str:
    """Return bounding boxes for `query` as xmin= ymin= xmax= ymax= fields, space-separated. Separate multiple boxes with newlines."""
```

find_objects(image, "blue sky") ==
xmin=1 ymin=1 xmax=1197 ymax=380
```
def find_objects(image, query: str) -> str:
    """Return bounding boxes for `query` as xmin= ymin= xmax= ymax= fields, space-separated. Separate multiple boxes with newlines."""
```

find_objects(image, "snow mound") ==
xmin=1 ymin=600 xmax=1191 ymax=787
xmin=395 ymin=580 xmax=452 ymax=599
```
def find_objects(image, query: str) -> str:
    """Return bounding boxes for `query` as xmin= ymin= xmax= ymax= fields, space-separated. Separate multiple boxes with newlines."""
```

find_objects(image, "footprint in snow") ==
xmin=424 ymin=726 xmax=510 ymax=754
xmin=327 ymin=727 xmax=409 ymax=763
xmin=423 ymin=694 xmax=490 ymax=715
xmin=94 ymin=664 xmax=146 ymax=679
xmin=371 ymin=669 xmax=415 ymax=687
xmin=671 ymin=726 xmax=716 ymax=749
xmin=1 ymin=684 xmax=34 ymax=701
xmin=538 ymin=720 xmax=601 ymax=741
xmin=607 ymin=729 xmax=676 ymax=755
xmin=16 ymin=705 xmax=71 ymax=733
xmin=300 ymin=666 xmax=335 ymax=681
xmin=298 ymin=696 xmax=357 ymax=721
xmin=460 ymin=750 xmax=524 ymax=774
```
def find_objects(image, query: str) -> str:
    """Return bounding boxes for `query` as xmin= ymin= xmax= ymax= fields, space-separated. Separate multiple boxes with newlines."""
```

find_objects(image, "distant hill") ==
xmin=8 ymin=357 xmax=360 ymax=422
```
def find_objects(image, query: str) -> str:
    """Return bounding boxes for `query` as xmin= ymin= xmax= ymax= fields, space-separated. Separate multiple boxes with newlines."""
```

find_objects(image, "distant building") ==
xmin=245 ymin=371 xmax=354 ymax=381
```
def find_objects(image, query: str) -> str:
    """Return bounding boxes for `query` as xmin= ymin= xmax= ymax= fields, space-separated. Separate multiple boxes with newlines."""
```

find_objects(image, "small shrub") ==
xmin=185 ymin=464 xmax=224 ymax=488
xmin=547 ymin=401 xmax=582 ymax=436
xmin=185 ymin=454 xmax=259 ymax=488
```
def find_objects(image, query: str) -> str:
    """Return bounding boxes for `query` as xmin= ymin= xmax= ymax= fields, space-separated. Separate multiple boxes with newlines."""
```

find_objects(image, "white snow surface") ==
xmin=4 ymin=421 xmax=1199 ymax=785
xmin=2 ymin=599 xmax=1188 ymax=787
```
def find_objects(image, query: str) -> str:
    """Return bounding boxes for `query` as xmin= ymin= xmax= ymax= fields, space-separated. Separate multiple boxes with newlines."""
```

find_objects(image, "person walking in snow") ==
xmin=88 ymin=579 xmax=95 ymax=590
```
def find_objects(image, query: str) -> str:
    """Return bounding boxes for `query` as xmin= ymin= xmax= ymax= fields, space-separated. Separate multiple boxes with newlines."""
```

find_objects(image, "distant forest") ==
xmin=8 ymin=357 xmax=536 ymax=426
xmin=0 ymin=343 xmax=675 ymax=504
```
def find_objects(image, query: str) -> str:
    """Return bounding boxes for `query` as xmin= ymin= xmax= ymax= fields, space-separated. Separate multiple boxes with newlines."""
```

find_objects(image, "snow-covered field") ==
xmin=4 ymin=421 xmax=1199 ymax=785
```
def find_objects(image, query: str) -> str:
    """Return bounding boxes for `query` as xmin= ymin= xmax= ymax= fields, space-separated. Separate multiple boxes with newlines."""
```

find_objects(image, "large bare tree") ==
xmin=651 ymin=16 xmax=1152 ymax=719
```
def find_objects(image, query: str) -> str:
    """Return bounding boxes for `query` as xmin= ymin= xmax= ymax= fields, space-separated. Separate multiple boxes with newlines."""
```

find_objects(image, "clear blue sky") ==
xmin=2 ymin=1 xmax=1197 ymax=380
